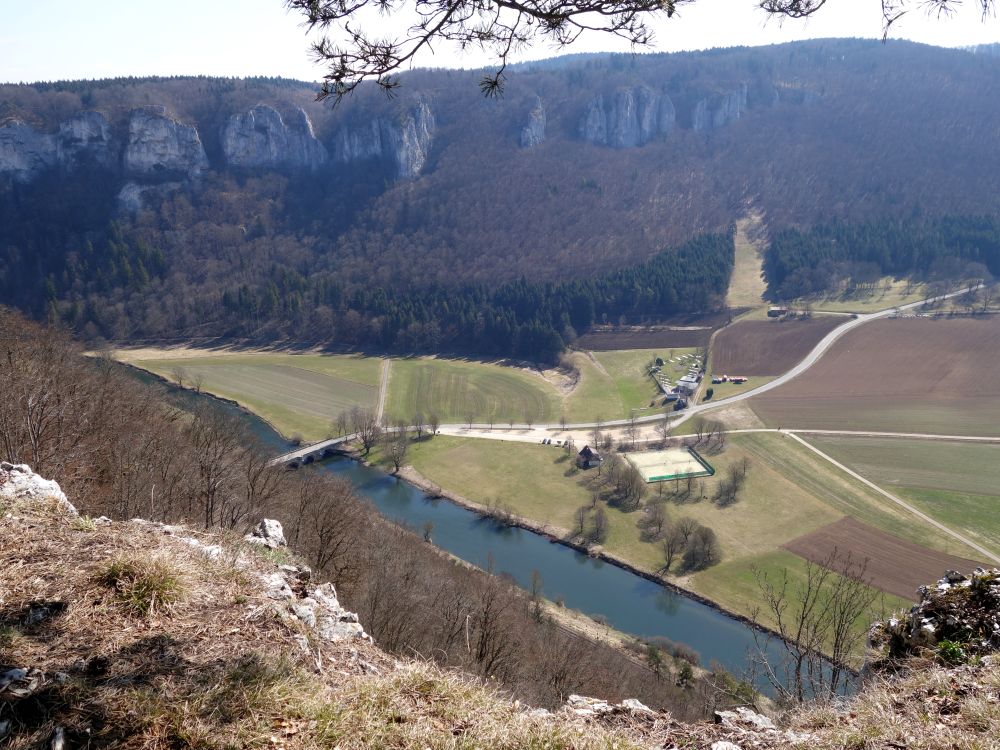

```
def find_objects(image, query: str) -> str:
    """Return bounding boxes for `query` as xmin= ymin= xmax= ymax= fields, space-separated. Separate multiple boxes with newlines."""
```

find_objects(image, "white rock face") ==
xmin=579 ymin=87 xmax=674 ymax=148
xmin=0 ymin=462 xmax=76 ymax=516
xmin=221 ymin=105 xmax=327 ymax=169
xmin=245 ymin=518 xmax=287 ymax=549
xmin=0 ymin=122 xmax=56 ymax=181
xmin=519 ymin=97 xmax=546 ymax=148
xmin=692 ymin=84 xmax=749 ymax=132
xmin=57 ymin=111 xmax=114 ymax=168
xmin=123 ymin=108 xmax=208 ymax=178
xmin=333 ymin=100 xmax=435 ymax=179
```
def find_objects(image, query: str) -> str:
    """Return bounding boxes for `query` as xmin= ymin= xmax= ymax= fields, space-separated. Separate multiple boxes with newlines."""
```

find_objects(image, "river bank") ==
xmin=385 ymin=461 xmax=819 ymax=671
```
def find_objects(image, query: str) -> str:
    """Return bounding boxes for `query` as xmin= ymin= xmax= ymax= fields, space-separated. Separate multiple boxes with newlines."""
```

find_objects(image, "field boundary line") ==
xmin=783 ymin=431 xmax=1000 ymax=564
xmin=376 ymin=357 xmax=390 ymax=424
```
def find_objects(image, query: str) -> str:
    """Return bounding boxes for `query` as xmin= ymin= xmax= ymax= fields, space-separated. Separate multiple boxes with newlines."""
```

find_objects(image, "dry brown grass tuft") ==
xmin=94 ymin=554 xmax=186 ymax=616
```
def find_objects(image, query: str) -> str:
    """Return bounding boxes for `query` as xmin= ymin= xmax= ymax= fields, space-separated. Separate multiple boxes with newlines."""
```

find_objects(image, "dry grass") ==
xmin=94 ymin=554 xmax=186 ymax=616
xmin=790 ymin=660 xmax=1000 ymax=750
xmin=0 ymin=493 xmax=653 ymax=750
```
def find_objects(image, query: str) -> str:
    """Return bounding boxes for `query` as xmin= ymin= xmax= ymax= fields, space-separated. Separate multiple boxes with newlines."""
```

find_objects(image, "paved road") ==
xmin=434 ymin=284 xmax=980 ymax=437
xmin=784 ymin=431 xmax=1000 ymax=564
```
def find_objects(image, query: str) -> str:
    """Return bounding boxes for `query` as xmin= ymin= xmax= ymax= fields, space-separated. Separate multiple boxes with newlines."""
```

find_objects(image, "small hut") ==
xmin=576 ymin=445 xmax=603 ymax=469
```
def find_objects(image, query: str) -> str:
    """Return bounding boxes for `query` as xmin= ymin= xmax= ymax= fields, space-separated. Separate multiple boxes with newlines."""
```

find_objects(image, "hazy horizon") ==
xmin=3 ymin=0 xmax=1000 ymax=85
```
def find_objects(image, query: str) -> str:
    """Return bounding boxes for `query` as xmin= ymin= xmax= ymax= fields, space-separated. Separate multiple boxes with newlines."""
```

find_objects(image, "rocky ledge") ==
xmin=868 ymin=567 xmax=1000 ymax=664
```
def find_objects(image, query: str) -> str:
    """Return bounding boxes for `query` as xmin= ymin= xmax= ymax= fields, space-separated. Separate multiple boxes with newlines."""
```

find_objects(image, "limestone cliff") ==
xmin=123 ymin=107 xmax=208 ymax=179
xmin=333 ymin=100 xmax=436 ymax=178
xmin=579 ymin=86 xmax=675 ymax=148
xmin=692 ymin=84 xmax=750 ymax=132
xmin=56 ymin=111 xmax=115 ymax=169
xmin=221 ymin=104 xmax=327 ymax=169
xmin=0 ymin=122 xmax=56 ymax=181
xmin=520 ymin=97 xmax=547 ymax=148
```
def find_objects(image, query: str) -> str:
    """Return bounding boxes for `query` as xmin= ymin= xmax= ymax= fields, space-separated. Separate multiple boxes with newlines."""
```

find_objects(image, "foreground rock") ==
xmin=0 ymin=462 xmax=77 ymax=516
xmin=868 ymin=567 xmax=1000 ymax=663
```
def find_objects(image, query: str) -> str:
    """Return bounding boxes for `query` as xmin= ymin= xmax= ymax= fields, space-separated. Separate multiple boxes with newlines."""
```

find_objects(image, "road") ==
xmin=436 ymin=284 xmax=981 ymax=437
xmin=375 ymin=357 xmax=390 ymax=424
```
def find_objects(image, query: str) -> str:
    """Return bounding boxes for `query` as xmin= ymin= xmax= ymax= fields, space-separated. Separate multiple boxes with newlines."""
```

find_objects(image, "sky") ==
xmin=1 ymin=0 xmax=999 ymax=84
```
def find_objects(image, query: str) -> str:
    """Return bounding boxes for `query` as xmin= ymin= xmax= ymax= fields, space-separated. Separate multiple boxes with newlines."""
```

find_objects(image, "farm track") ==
xmin=376 ymin=358 xmax=390 ymax=423
xmin=784 ymin=431 xmax=1000 ymax=564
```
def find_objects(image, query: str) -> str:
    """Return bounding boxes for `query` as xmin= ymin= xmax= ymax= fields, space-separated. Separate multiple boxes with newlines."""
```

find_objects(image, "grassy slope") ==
xmin=562 ymin=348 xmax=697 ymax=422
xmin=793 ymin=277 xmax=928 ymax=313
xmin=130 ymin=353 xmax=381 ymax=441
xmin=808 ymin=435 xmax=1000 ymax=556
xmin=384 ymin=357 xmax=561 ymax=425
xmin=397 ymin=433 xmax=927 ymax=635
xmin=725 ymin=215 xmax=767 ymax=309
xmin=592 ymin=348 xmax=697 ymax=417
xmin=561 ymin=352 xmax=625 ymax=423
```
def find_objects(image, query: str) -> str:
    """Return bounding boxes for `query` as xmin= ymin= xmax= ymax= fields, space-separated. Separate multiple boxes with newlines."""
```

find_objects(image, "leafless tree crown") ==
xmin=288 ymin=0 xmax=995 ymax=102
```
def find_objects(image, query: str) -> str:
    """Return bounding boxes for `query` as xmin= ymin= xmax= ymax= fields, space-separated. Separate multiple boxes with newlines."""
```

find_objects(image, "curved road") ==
xmin=443 ymin=284 xmax=980 ymax=435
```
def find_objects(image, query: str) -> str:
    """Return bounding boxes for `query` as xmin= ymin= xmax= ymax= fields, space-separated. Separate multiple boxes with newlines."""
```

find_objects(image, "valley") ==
xmin=115 ymin=275 xmax=1000 ymax=665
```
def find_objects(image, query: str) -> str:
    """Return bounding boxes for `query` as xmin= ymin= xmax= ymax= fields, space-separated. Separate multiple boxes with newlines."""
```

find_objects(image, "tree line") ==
xmin=764 ymin=216 xmax=1000 ymax=300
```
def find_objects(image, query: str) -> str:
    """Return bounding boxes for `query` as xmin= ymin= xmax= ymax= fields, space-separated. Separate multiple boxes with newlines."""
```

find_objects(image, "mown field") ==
xmin=384 ymin=357 xmax=561 ymax=425
xmin=792 ymin=277 xmax=928 ymax=313
xmin=710 ymin=316 xmax=844 ymax=377
xmin=808 ymin=435 xmax=1000 ymax=556
xmin=123 ymin=350 xmax=381 ymax=440
xmin=394 ymin=432 xmax=950 ymax=637
xmin=751 ymin=317 xmax=1000 ymax=436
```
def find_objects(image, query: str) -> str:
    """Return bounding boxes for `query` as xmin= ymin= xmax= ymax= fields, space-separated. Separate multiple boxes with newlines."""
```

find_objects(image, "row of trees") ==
xmin=764 ymin=216 xmax=1000 ymax=300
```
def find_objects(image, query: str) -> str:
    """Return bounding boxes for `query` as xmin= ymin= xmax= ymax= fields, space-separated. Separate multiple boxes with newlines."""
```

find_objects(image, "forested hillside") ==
xmin=3 ymin=39 xmax=1000 ymax=356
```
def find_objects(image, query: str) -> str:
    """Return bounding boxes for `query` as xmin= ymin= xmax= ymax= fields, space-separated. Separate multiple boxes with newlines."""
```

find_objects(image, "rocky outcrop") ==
xmin=0 ymin=122 xmax=56 ymax=181
xmin=221 ymin=104 xmax=327 ymax=170
xmin=116 ymin=180 xmax=183 ymax=212
xmin=579 ymin=86 xmax=674 ymax=148
xmin=245 ymin=517 xmax=287 ymax=549
xmin=57 ymin=111 xmax=114 ymax=168
xmin=692 ymin=83 xmax=750 ymax=132
xmin=519 ymin=97 xmax=546 ymax=148
xmin=868 ymin=568 xmax=1000 ymax=664
xmin=123 ymin=107 xmax=208 ymax=179
xmin=0 ymin=462 xmax=76 ymax=516
xmin=334 ymin=100 xmax=435 ymax=179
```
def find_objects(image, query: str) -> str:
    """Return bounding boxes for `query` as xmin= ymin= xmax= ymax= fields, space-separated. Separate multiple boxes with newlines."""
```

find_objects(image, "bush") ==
xmin=96 ymin=555 xmax=185 ymax=616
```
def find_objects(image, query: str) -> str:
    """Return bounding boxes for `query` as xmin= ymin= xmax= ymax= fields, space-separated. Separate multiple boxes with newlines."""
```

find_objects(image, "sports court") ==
xmin=624 ymin=447 xmax=715 ymax=483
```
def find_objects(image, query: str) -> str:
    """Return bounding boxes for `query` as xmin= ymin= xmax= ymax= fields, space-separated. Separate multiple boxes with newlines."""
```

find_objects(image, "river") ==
xmin=132 ymin=367 xmax=791 ymax=685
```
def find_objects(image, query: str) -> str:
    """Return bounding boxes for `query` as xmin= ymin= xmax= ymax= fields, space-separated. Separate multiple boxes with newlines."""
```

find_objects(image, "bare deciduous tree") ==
xmin=751 ymin=550 xmax=881 ymax=704
xmin=350 ymin=406 xmax=383 ymax=455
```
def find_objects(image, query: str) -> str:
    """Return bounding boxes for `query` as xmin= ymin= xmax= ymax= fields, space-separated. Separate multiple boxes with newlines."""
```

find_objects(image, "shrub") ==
xmin=96 ymin=555 xmax=185 ymax=616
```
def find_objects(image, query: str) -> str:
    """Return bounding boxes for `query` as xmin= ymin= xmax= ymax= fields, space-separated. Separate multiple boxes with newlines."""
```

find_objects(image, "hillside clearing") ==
xmin=725 ymin=214 xmax=767 ymax=308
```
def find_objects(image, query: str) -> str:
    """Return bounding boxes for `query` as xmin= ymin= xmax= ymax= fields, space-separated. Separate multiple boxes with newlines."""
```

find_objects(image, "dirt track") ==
xmin=711 ymin=317 xmax=844 ymax=376
xmin=783 ymin=516 xmax=987 ymax=599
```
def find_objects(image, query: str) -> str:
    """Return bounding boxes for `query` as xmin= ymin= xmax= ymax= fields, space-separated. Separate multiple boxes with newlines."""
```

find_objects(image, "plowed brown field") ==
xmin=711 ymin=317 xmax=844 ymax=376
xmin=751 ymin=316 xmax=1000 ymax=435
xmin=783 ymin=517 xmax=986 ymax=599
